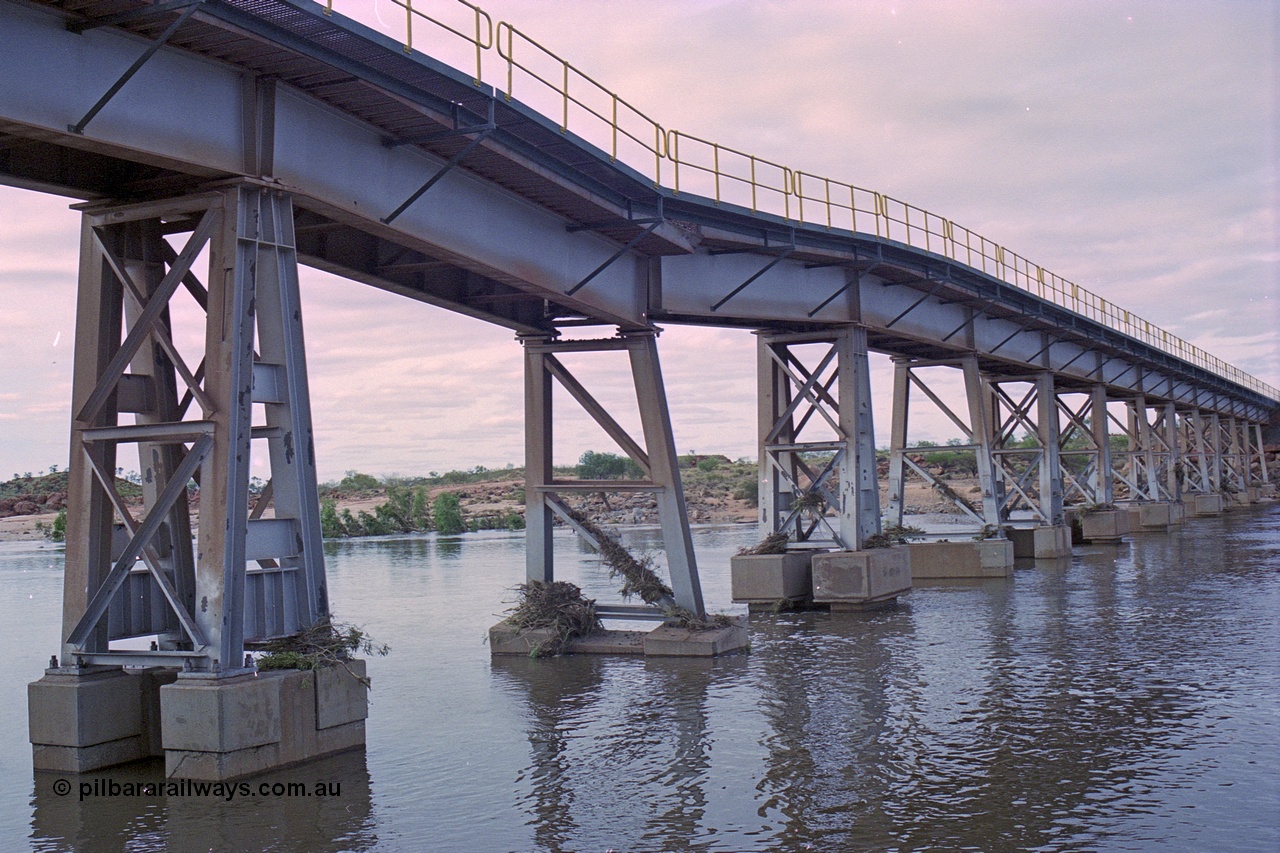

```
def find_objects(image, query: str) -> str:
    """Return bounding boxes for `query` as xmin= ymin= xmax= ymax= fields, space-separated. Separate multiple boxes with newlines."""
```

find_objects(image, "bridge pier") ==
xmin=884 ymin=356 xmax=1014 ymax=577
xmin=732 ymin=327 xmax=907 ymax=608
xmin=504 ymin=327 xmax=751 ymax=655
xmin=1105 ymin=394 xmax=1185 ymax=530
xmin=29 ymin=185 xmax=362 ymax=779
xmin=983 ymin=371 xmax=1071 ymax=558
xmin=1178 ymin=406 xmax=1224 ymax=515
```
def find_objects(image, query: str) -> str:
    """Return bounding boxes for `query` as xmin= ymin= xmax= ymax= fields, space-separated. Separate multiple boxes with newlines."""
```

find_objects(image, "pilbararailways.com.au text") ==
xmin=56 ymin=778 xmax=341 ymax=802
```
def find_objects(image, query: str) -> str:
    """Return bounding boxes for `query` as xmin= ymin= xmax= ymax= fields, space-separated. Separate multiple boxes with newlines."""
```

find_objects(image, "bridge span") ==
xmin=6 ymin=0 xmax=1276 ymax=779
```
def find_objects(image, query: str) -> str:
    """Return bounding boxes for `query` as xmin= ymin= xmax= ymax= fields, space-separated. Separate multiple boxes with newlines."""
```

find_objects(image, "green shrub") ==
xmin=337 ymin=471 xmax=380 ymax=492
xmin=433 ymin=492 xmax=466 ymax=536
xmin=732 ymin=479 xmax=759 ymax=506
xmin=320 ymin=499 xmax=345 ymax=538
xmin=577 ymin=450 xmax=641 ymax=480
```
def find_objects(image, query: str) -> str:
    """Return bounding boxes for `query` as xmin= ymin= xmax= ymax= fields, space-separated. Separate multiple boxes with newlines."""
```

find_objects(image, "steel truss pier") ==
xmin=755 ymin=327 xmax=880 ymax=550
xmin=60 ymin=184 xmax=328 ymax=673
xmin=521 ymin=329 xmax=704 ymax=619
xmin=886 ymin=355 xmax=1001 ymax=530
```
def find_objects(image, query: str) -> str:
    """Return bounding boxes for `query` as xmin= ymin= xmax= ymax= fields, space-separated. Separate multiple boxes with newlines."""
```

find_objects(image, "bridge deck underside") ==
xmin=0 ymin=0 xmax=1274 ymax=422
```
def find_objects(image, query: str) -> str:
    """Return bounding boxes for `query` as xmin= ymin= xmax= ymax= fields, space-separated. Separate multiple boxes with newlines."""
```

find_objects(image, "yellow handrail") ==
xmin=494 ymin=21 xmax=665 ymax=185
xmin=316 ymin=0 xmax=1277 ymax=402
xmin=325 ymin=0 xmax=492 ymax=84
xmin=665 ymin=130 xmax=792 ymax=219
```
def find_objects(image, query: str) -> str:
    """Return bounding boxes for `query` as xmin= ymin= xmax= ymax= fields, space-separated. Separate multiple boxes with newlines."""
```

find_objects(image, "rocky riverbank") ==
xmin=0 ymin=454 xmax=981 ymax=542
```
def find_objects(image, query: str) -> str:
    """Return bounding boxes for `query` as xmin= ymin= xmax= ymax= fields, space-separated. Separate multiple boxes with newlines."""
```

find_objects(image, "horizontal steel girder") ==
xmin=0 ymin=0 xmax=1272 ymax=421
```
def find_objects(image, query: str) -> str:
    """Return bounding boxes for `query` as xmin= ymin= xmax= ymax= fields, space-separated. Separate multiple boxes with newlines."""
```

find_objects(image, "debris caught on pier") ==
xmin=255 ymin=618 xmax=389 ymax=685
xmin=736 ymin=531 xmax=790 ymax=556
xmin=563 ymin=506 xmax=674 ymax=605
xmin=863 ymin=524 xmax=926 ymax=548
xmin=504 ymin=579 xmax=601 ymax=657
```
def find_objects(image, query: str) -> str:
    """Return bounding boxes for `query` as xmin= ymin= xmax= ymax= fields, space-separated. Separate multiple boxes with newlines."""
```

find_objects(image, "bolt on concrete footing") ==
xmin=29 ymin=661 xmax=368 ymax=781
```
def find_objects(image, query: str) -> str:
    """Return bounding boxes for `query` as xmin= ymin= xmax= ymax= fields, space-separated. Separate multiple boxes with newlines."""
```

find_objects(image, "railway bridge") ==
xmin=6 ymin=0 xmax=1275 ymax=780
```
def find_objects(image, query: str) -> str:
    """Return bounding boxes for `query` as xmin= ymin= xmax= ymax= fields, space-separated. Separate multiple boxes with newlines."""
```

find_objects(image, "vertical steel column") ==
xmin=197 ymin=190 xmax=256 ymax=670
xmin=837 ymin=327 xmax=881 ymax=548
xmin=243 ymin=189 xmax=328 ymax=638
xmin=756 ymin=332 xmax=796 ymax=540
xmin=962 ymin=356 xmax=1002 ymax=527
xmin=62 ymin=211 xmax=126 ymax=661
xmin=1090 ymin=385 xmax=1114 ymax=505
xmin=884 ymin=358 xmax=911 ymax=528
xmin=1036 ymin=373 xmax=1064 ymax=524
xmin=1251 ymin=422 xmax=1270 ymax=485
xmin=522 ymin=335 xmax=555 ymax=583
xmin=1160 ymin=401 xmax=1180 ymax=500
xmin=627 ymin=330 xmax=703 ymax=614
xmin=1132 ymin=395 xmax=1160 ymax=500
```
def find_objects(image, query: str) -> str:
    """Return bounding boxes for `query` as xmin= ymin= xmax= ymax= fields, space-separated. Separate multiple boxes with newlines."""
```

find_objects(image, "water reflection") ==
xmin=31 ymin=750 xmax=374 ymax=853
xmin=492 ymin=652 xmax=748 ymax=852
xmin=5 ymin=508 xmax=1278 ymax=851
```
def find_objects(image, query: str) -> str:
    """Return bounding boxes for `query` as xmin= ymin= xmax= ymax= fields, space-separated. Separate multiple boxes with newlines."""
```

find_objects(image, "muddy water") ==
xmin=2 ymin=505 xmax=1277 ymax=851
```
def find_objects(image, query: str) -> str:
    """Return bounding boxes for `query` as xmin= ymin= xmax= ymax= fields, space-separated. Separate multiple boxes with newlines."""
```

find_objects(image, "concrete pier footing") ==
xmin=1125 ymin=502 xmax=1176 ymax=532
xmin=1079 ymin=510 xmax=1131 ymax=543
xmin=489 ymin=618 xmax=750 ymax=658
xmin=811 ymin=549 xmax=912 ymax=609
xmin=1229 ymin=489 xmax=1254 ymax=507
xmin=1188 ymin=493 xmax=1225 ymax=516
xmin=730 ymin=552 xmax=817 ymax=606
xmin=29 ymin=662 xmax=368 ymax=781
xmin=1007 ymin=526 xmax=1073 ymax=559
xmin=906 ymin=539 xmax=1015 ymax=578
xmin=28 ymin=667 xmax=173 ymax=773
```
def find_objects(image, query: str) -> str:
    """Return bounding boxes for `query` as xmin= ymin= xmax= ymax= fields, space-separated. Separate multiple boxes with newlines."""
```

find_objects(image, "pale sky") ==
xmin=0 ymin=0 xmax=1275 ymax=482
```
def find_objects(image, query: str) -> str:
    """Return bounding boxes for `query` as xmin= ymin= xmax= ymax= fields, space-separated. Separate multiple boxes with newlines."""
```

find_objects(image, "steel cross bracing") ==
xmin=61 ymin=185 xmax=328 ymax=673
xmin=885 ymin=356 xmax=1002 ymax=531
xmin=1175 ymin=408 xmax=1215 ymax=495
xmin=1217 ymin=416 xmax=1250 ymax=496
xmin=1056 ymin=386 xmax=1114 ymax=507
xmin=982 ymin=373 xmax=1065 ymax=527
xmin=522 ymin=330 xmax=703 ymax=619
xmin=1106 ymin=396 xmax=1179 ymax=503
xmin=756 ymin=328 xmax=880 ymax=551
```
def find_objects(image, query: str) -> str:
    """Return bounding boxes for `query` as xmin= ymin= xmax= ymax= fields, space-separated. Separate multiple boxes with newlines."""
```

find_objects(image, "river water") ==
xmin=2 ymin=505 xmax=1277 ymax=852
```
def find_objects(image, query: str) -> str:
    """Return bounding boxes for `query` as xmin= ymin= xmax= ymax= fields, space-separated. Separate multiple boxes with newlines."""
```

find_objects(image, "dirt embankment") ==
xmin=0 ymin=455 xmax=982 ymax=542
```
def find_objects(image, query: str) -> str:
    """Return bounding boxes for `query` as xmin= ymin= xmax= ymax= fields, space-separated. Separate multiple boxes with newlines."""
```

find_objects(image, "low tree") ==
xmin=577 ymin=450 xmax=641 ymax=480
xmin=433 ymin=492 xmax=466 ymax=536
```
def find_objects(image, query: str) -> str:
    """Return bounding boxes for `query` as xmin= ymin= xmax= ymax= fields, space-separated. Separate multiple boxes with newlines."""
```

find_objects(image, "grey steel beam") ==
xmin=67 ymin=2 xmax=206 ymax=135
xmin=1 ymin=0 xmax=1273 ymax=419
